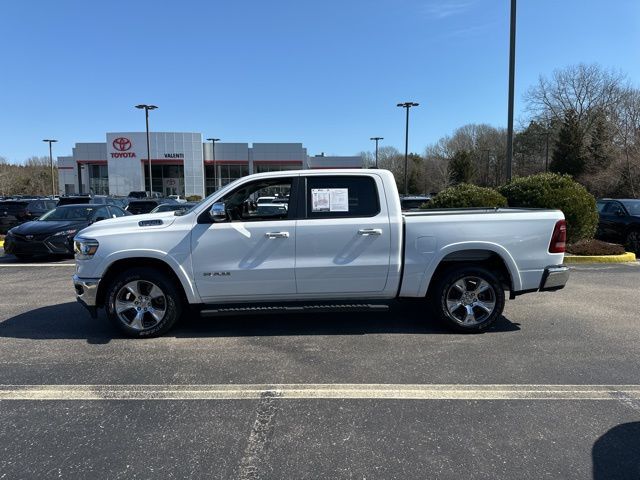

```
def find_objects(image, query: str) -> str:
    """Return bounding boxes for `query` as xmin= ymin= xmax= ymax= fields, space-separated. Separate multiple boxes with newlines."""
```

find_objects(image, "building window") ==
xmin=144 ymin=164 xmax=185 ymax=196
xmin=88 ymin=165 xmax=109 ymax=195
xmin=205 ymin=164 xmax=249 ymax=195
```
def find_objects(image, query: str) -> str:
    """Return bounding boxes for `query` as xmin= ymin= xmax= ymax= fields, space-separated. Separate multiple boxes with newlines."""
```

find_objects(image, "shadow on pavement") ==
xmin=592 ymin=422 xmax=640 ymax=480
xmin=0 ymin=302 xmax=520 ymax=343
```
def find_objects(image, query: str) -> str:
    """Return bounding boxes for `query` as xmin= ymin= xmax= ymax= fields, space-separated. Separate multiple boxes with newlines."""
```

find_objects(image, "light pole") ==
xmin=370 ymin=137 xmax=383 ymax=168
xmin=505 ymin=0 xmax=517 ymax=182
xmin=135 ymin=104 xmax=158 ymax=194
xmin=42 ymin=139 xmax=57 ymax=196
xmin=397 ymin=102 xmax=419 ymax=195
xmin=206 ymin=138 xmax=220 ymax=192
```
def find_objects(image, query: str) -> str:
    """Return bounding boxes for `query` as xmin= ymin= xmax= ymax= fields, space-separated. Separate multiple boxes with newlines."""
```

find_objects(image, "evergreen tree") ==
xmin=448 ymin=150 xmax=476 ymax=185
xmin=586 ymin=111 xmax=613 ymax=173
xmin=550 ymin=109 xmax=585 ymax=177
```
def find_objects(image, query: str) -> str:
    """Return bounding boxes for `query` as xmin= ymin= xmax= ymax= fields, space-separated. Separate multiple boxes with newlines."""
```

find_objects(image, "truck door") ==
xmin=295 ymin=174 xmax=391 ymax=294
xmin=190 ymin=176 xmax=298 ymax=302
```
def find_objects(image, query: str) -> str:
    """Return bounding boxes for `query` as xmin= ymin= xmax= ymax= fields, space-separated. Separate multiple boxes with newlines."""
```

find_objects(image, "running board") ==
xmin=200 ymin=303 xmax=390 ymax=317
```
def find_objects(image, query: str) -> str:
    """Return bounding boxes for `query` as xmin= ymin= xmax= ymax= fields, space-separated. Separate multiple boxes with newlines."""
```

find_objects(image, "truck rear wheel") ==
xmin=431 ymin=266 xmax=505 ymax=333
xmin=105 ymin=267 xmax=182 ymax=338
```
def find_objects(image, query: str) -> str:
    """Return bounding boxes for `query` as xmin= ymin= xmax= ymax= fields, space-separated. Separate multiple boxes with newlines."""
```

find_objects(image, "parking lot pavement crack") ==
xmin=236 ymin=389 xmax=282 ymax=480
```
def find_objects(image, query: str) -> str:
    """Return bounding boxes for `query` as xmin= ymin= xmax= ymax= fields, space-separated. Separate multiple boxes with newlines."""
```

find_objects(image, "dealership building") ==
xmin=57 ymin=132 xmax=363 ymax=197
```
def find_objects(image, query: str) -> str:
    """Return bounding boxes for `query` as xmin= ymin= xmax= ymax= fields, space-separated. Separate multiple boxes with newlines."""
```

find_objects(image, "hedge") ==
xmin=425 ymin=183 xmax=508 ymax=209
xmin=498 ymin=173 xmax=597 ymax=243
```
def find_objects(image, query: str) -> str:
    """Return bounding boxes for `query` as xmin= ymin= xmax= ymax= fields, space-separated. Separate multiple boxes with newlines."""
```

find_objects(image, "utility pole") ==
xmin=43 ymin=139 xmax=58 ymax=195
xmin=370 ymin=137 xmax=383 ymax=168
xmin=397 ymin=102 xmax=419 ymax=195
xmin=505 ymin=0 xmax=517 ymax=183
xmin=135 ymin=104 xmax=158 ymax=194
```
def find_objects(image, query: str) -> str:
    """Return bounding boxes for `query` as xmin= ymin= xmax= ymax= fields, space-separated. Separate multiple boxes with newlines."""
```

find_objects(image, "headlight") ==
xmin=74 ymin=238 xmax=99 ymax=259
xmin=53 ymin=229 xmax=78 ymax=237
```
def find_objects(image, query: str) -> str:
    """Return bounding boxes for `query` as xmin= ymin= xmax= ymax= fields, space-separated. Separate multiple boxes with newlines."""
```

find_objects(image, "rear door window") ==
xmin=304 ymin=176 xmax=380 ymax=219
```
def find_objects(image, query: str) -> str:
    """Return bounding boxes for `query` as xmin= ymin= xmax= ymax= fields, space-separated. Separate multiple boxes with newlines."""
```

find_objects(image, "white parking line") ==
xmin=0 ymin=263 xmax=75 ymax=267
xmin=1 ymin=384 xmax=639 ymax=401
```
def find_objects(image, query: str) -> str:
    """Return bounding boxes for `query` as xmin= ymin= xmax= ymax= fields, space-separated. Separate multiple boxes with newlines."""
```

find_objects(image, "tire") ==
xmin=626 ymin=230 xmax=640 ymax=255
xmin=105 ymin=267 xmax=182 ymax=338
xmin=430 ymin=266 xmax=505 ymax=333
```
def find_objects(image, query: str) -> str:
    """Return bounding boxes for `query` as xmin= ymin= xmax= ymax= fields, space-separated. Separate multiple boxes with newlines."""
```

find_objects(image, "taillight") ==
xmin=549 ymin=220 xmax=567 ymax=253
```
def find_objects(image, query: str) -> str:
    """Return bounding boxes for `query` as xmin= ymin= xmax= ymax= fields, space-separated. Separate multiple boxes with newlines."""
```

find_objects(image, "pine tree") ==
xmin=550 ymin=109 xmax=585 ymax=177
xmin=449 ymin=150 xmax=476 ymax=185
xmin=586 ymin=112 xmax=612 ymax=173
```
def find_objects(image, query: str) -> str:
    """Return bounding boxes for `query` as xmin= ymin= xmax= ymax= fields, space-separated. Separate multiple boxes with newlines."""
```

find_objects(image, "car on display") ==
xmin=400 ymin=195 xmax=431 ymax=210
xmin=127 ymin=191 xmax=147 ymax=199
xmin=126 ymin=199 xmax=177 ymax=215
xmin=595 ymin=198 xmax=640 ymax=254
xmin=150 ymin=202 xmax=197 ymax=214
xmin=72 ymin=169 xmax=569 ymax=338
xmin=57 ymin=195 xmax=126 ymax=207
xmin=168 ymin=195 xmax=188 ymax=204
xmin=0 ymin=198 xmax=58 ymax=233
xmin=4 ymin=204 xmax=129 ymax=260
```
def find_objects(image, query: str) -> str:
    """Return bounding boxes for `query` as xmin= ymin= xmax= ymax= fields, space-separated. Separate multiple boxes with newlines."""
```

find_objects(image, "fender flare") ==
xmin=416 ymin=241 xmax=522 ymax=297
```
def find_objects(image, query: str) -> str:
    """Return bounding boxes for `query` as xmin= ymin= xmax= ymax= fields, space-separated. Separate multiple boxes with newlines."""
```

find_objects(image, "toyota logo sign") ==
xmin=112 ymin=137 xmax=132 ymax=151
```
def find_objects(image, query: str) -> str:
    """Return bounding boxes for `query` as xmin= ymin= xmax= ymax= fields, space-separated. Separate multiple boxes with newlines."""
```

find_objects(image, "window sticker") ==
xmin=311 ymin=188 xmax=349 ymax=212
xmin=311 ymin=188 xmax=330 ymax=211
xmin=329 ymin=188 xmax=349 ymax=212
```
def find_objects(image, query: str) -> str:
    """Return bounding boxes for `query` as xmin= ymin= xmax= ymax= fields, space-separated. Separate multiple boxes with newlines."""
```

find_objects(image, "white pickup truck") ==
xmin=73 ymin=169 xmax=569 ymax=338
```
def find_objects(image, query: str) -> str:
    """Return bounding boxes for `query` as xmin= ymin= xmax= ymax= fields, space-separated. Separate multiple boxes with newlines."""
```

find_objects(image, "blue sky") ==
xmin=1 ymin=0 xmax=638 ymax=163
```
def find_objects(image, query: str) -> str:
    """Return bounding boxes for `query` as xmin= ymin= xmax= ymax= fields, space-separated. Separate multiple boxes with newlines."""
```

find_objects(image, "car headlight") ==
xmin=53 ymin=229 xmax=78 ymax=237
xmin=74 ymin=238 xmax=99 ymax=259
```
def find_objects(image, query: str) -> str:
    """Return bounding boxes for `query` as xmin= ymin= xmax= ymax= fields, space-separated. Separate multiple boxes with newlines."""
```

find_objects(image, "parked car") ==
xmin=167 ymin=195 xmax=188 ymax=204
xmin=4 ymin=203 xmax=129 ymax=260
xmin=595 ymin=198 xmax=640 ymax=253
xmin=127 ymin=191 xmax=147 ymax=199
xmin=400 ymin=195 xmax=431 ymax=211
xmin=0 ymin=198 xmax=58 ymax=233
xmin=73 ymin=169 xmax=569 ymax=338
xmin=57 ymin=195 xmax=92 ymax=206
xmin=150 ymin=202 xmax=197 ymax=214
xmin=126 ymin=199 xmax=178 ymax=215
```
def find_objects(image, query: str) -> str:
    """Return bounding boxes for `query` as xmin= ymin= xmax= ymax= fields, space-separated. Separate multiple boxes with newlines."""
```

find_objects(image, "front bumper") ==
xmin=539 ymin=265 xmax=570 ymax=291
xmin=4 ymin=233 xmax=74 ymax=256
xmin=73 ymin=274 xmax=101 ymax=318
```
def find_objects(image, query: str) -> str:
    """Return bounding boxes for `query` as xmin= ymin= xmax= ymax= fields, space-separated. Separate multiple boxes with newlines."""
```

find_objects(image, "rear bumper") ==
xmin=73 ymin=274 xmax=101 ymax=318
xmin=539 ymin=265 xmax=570 ymax=291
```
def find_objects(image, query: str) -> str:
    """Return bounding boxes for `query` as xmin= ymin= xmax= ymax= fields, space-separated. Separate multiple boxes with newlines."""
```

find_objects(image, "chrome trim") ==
xmin=73 ymin=274 xmax=101 ymax=307
xmin=540 ymin=265 xmax=570 ymax=291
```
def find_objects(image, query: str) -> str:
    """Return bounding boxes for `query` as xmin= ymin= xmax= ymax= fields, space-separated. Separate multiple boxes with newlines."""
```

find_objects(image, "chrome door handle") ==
xmin=358 ymin=228 xmax=382 ymax=236
xmin=265 ymin=231 xmax=290 ymax=239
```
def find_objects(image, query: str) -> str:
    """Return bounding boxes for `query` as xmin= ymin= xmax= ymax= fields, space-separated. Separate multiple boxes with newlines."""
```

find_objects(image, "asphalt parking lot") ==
xmin=0 ymin=251 xmax=639 ymax=479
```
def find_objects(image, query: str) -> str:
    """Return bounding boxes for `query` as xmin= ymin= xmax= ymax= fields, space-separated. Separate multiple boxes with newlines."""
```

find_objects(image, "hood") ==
xmin=10 ymin=220 xmax=88 ymax=236
xmin=76 ymin=211 xmax=179 ymax=238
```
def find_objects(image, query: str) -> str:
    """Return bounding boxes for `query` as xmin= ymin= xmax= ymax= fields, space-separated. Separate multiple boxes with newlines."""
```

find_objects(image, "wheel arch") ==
xmin=95 ymin=257 xmax=194 ymax=308
xmin=417 ymin=243 xmax=521 ymax=297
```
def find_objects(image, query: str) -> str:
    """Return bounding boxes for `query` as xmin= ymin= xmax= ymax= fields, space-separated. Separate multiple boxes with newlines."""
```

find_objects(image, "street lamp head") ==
xmin=135 ymin=104 xmax=158 ymax=110
xmin=397 ymin=102 xmax=419 ymax=108
xmin=42 ymin=139 xmax=58 ymax=143
xmin=206 ymin=138 xmax=220 ymax=142
xmin=370 ymin=137 xmax=383 ymax=141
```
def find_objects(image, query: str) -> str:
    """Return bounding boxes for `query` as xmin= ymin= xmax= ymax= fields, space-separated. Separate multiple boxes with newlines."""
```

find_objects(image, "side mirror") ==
xmin=209 ymin=202 xmax=227 ymax=222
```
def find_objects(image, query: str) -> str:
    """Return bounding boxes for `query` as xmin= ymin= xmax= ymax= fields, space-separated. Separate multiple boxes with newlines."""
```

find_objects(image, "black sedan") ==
xmin=4 ymin=204 xmax=129 ymax=260
xmin=596 ymin=198 xmax=640 ymax=254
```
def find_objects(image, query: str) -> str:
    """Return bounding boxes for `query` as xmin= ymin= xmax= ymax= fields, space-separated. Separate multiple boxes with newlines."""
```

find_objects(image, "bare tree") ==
xmin=525 ymin=63 xmax=627 ymax=136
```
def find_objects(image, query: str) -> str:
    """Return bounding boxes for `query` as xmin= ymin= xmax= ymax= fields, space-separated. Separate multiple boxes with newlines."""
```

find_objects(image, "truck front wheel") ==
xmin=431 ymin=266 xmax=505 ymax=333
xmin=105 ymin=267 xmax=182 ymax=338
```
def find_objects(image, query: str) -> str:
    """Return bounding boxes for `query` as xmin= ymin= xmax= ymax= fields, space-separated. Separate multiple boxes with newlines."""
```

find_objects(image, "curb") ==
xmin=564 ymin=252 xmax=637 ymax=264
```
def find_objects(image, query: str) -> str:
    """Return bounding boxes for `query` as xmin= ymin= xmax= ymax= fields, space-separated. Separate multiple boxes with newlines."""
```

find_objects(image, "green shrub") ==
xmin=425 ymin=183 xmax=508 ymax=209
xmin=186 ymin=195 xmax=202 ymax=202
xmin=498 ymin=173 xmax=597 ymax=243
